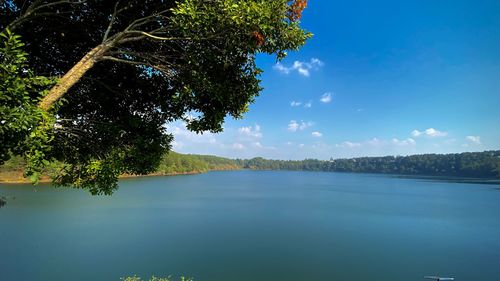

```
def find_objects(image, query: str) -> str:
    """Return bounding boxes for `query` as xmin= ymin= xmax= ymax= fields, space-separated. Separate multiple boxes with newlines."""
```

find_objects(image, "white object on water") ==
xmin=424 ymin=276 xmax=455 ymax=281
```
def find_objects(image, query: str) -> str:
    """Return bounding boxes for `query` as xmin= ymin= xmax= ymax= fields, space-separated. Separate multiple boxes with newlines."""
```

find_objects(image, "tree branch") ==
xmin=100 ymin=55 xmax=175 ymax=76
xmin=6 ymin=0 xmax=87 ymax=31
xmin=102 ymin=1 xmax=121 ymax=43
xmin=123 ymin=30 xmax=190 ymax=41
xmin=26 ymin=0 xmax=86 ymax=14
xmin=124 ymin=9 xmax=171 ymax=31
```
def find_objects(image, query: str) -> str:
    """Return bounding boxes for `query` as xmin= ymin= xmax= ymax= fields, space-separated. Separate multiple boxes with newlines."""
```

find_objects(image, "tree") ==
xmin=0 ymin=29 xmax=56 ymax=182
xmin=0 ymin=0 xmax=311 ymax=194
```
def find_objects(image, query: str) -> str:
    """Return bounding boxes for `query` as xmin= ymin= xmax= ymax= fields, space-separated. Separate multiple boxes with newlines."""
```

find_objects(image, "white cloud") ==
xmin=166 ymin=122 xmax=220 ymax=152
xmin=273 ymin=58 xmax=324 ymax=77
xmin=232 ymin=143 xmax=245 ymax=150
xmin=169 ymin=123 xmax=217 ymax=144
xmin=171 ymin=140 xmax=183 ymax=149
xmin=320 ymin=92 xmax=332 ymax=103
xmin=310 ymin=58 xmax=323 ymax=66
xmin=336 ymin=137 xmax=417 ymax=149
xmin=273 ymin=63 xmax=290 ymax=74
xmin=312 ymin=131 xmax=322 ymax=137
xmin=410 ymin=130 xmax=422 ymax=137
xmin=164 ymin=122 xmax=283 ymax=159
xmin=287 ymin=120 xmax=299 ymax=132
xmin=465 ymin=135 xmax=481 ymax=145
xmin=238 ymin=124 xmax=262 ymax=139
xmin=253 ymin=142 xmax=263 ymax=148
xmin=336 ymin=141 xmax=362 ymax=148
xmin=295 ymin=62 xmax=310 ymax=76
xmin=300 ymin=121 xmax=313 ymax=130
xmin=392 ymin=138 xmax=416 ymax=146
xmin=425 ymin=128 xmax=447 ymax=137
xmin=287 ymin=120 xmax=313 ymax=132
xmin=299 ymin=143 xmax=305 ymax=148
xmin=366 ymin=137 xmax=385 ymax=147
xmin=411 ymin=128 xmax=447 ymax=138
xmin=290 ymin=100 xmax=312 ymax=108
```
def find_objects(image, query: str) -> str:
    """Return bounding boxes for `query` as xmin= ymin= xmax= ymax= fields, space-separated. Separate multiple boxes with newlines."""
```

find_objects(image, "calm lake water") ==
xmin=1 ymin=171 xmax=499 ymax=281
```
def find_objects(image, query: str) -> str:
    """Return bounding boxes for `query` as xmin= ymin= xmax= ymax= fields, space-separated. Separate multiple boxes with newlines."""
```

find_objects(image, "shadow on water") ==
xmin=391 ymin=175 xmax=500 ymax=187
xmin=0 ymin=195 xmax=6 ymax=208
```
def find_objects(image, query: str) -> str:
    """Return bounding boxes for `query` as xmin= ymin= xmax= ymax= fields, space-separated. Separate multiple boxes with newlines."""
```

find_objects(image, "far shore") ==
xmin=0 ymin=169 xmax=231 ymax=185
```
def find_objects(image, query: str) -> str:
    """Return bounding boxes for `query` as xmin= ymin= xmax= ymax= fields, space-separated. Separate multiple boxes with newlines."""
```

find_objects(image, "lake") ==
xmin=1 ymin=170 xmax=499 ymax=281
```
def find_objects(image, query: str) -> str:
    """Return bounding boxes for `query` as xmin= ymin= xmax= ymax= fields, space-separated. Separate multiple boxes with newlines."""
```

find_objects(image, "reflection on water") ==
xmin=392 ymin=174 xmax=500 ymax=186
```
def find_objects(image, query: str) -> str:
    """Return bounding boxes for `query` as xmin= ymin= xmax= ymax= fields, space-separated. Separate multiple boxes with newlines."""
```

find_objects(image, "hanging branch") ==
xmin=5 ymin=0 xmax=87 ymax=32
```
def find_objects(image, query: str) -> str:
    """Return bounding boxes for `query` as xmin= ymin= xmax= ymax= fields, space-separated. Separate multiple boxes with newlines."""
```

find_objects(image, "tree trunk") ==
xmin=38 ymin=44 xmax=110 ymax=111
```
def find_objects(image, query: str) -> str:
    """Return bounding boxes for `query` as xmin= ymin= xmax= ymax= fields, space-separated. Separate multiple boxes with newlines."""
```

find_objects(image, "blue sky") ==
xmin=168 ymin=0 xmax=500 ymax=160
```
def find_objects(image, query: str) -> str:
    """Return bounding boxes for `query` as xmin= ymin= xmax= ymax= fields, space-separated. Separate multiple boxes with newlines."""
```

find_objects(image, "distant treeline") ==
xmin=157 ymin=152 xmax=239 ymax=174
xmin=238 ymin=150 xmax=500 ymax=178
xmin=1 ymin=151 xmax=499 ymax=182
xmin=0 ymin=152 xmax=239 ymax=183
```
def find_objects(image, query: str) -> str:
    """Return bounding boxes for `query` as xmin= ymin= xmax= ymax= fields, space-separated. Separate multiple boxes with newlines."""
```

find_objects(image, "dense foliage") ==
xmin=238 ymin=151 xmax=500 ymax=178
xmin=0 ymin=0 xmax=311 ymax=194
xmin=0 ymin=151 xmax=239 ymax=182
xmin=157 ymin=152 xmax=239 ymax=174
xmin=0 ymin=30 xmax=57 ymax=183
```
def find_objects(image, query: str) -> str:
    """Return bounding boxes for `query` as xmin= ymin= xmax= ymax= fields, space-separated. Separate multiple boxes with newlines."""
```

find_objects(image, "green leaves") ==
xmin=0 ymin=1 xmax=311 ymax=194
xmin=0 ymin=29 xmax=56 ymax=182
xmin=172 ymin=0 xmax=311 ymax=57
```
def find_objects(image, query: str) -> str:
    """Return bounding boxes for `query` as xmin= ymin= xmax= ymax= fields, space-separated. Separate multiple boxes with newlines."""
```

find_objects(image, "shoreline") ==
xmin=0 ymin=170 xmax=208 ymax=185
xmin=0 ymin=172 xmax=205 ymax=185
xmin=0 ymin=166 xmax=242 ymax=185
xmin=1 ymin=168 xmax=498 ymax=185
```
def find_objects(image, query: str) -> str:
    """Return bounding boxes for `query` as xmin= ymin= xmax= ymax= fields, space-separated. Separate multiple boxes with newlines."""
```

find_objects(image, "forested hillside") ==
xmin=156 ymin=152 xmax=239 ymax=174
xmin=238 ymin=150 xmax=500 ymax=178
xmin=0 ymin=152 xmax=239 ymax=183
xmin=1 ymin=150 xmax=499 ymax=183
